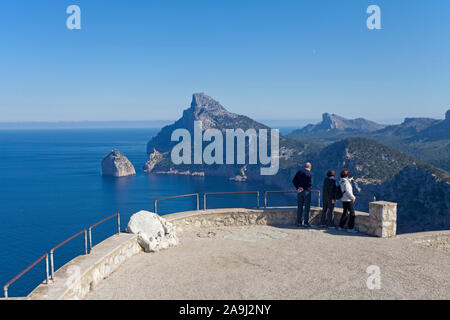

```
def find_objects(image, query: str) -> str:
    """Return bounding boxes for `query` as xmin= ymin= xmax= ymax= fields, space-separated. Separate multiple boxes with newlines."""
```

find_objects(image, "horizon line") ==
xmin=0 ymin=117 xmax=411 ymax=124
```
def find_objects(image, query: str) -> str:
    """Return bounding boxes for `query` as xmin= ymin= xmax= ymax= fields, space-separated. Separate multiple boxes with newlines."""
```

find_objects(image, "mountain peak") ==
xmin=321 ymin=113 xmax=349 ymax=130
xmin=190 ymin=93 xmax=224 ymax=111
xmin=146 ymin=93 xmax=268 ymax=154
xmin=298 ymin=113 xmax=385 ymax=133
xmin=185 ymin=93 xmax=237 ymax=126
xmin=321 ymin=112 xmax=332 ymax=123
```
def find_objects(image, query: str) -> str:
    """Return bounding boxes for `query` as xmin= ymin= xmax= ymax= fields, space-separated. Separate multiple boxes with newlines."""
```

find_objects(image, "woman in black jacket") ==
xmin=321 ymin=170 xmax=337 ymax=228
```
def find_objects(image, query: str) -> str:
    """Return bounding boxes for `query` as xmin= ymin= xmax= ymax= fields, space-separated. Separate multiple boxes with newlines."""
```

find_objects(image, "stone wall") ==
xmin=166 ymin=201 xmax=397 ymax=238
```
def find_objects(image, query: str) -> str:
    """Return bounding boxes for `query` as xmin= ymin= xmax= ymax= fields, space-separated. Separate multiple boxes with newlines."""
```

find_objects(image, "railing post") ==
xmin=117 ymin=213 xmax=121 ymax=234
xmin=256 ymin=192 xmax=260 ymax=209
xmin=196 ymin=194 xmax=199 ymax=210
xmin=264 ymin=191 xmax=267 ymax=208
xmin=203 ymin=194 xmax=207 ymax=210
xmin=3 ymin=285 xmax=8 ymax=299
xmin=318 ymin=190 xmax=321 ymax=207
xmin=50 ymin=249 xmax=55 ymax=280
xmin=45 ymin=254 xmax=49 ymax=284
xmin=84 ymin=230 xmax=88 ymax=255
xmin=88 ymin=227 xmax=93 ymax=251
xmin=154 ymin=200 xmax=158 ymax=214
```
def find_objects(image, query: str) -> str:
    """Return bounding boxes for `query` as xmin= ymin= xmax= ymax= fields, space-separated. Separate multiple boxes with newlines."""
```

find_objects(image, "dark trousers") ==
xmin=339 ymin=201 xmax=355 ymax=229
xmin=321 ymin=200 xmax=335 ymax=227
xmin=297 ymin=190 xmax=311 ymax=226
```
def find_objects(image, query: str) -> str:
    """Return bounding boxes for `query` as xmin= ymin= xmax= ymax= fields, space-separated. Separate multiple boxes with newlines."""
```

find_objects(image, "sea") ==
xmin=0 ymin=128 xmax=297 ymax=297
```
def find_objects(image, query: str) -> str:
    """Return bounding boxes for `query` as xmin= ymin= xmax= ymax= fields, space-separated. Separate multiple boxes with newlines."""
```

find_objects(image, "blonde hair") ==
xmin=305 ymin=162 xmax=312 ymax=169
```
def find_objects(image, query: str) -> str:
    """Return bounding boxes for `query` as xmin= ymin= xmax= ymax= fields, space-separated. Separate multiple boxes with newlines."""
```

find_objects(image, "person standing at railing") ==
xmin=321 ymin=170 xmax=337 ymax=228
xmin=292 ymin=162 xmax=313 ymax=228
xmin=338 ymin=168 xmax=357 ymax=233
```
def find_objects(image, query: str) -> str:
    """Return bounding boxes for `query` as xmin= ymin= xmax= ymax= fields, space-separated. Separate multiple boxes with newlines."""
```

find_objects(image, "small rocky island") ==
xmin=102 ymin=150 xmax=136 ymax=177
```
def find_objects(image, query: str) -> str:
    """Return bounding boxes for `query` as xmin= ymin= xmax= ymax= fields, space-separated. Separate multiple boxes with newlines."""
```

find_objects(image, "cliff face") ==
xmin=143 ymin=149 xmax=164 ymax=173
xmin=376 ymin=165 xmax=450 ymax=232
xmin=102 ymin=150 xmax=136 ymax=177
xmin=412 ymin=109 xmax=450 ymax=141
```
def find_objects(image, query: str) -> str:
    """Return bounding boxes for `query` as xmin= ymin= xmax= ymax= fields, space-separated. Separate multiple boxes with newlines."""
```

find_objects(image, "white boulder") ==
xmin=126 ymin=210 xmax=179 ymax=252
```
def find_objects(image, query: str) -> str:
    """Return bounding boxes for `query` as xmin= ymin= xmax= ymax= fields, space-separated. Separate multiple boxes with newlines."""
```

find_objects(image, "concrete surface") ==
xmin=85 ymin=225 xmax=450 ymax=300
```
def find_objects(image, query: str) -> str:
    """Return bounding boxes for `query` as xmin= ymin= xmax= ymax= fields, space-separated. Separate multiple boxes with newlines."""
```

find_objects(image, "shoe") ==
xmin=304 ymin=224 xmax=311 ymax=229
xmin=346 ymin=228 xmax=357 ymax=233
xmin=327 ymin=226 xmax=335 ymax=229
xmin=337 ymin=227 xmax=343 ymax=231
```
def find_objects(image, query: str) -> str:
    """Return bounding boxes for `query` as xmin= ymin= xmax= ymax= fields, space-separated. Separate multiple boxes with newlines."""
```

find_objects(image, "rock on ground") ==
xmin=101 ymin=150 xmax=136 ymax=177
xmin=126 ymin=210 xmax=179 ymax=252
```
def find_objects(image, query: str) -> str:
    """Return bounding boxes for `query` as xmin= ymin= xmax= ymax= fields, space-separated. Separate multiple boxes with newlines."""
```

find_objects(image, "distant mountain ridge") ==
xmin=376 ymin=110 xmax=450 ymax=141
xmin=288 ymin=109 xmax=450 ymax=171
xmin=376 ymin=117 xmax=440 ymax=137
xmin=410 ymin=110 xmax=450 ymax=141
xmin=295 ymin=113 xmax=386 ymax=133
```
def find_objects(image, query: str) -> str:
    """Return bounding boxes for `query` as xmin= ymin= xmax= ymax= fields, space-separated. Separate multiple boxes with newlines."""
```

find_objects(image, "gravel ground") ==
xmin=86 ymin=225 xmax=450 ymax=300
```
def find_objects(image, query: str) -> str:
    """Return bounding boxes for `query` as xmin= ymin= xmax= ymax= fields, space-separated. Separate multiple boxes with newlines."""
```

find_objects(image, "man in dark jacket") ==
xmin=292 ymin=162 xmax=313 ymax=227
xmin=321 ymin=170 xmax=337 ymax=228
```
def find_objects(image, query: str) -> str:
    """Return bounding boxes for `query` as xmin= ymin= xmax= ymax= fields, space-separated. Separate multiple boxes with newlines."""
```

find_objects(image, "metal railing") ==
xmin=154 ymin=193 xmax=199 ymax=214
xmin=203 ymin=191 xmax=260 ymax=210
xmin=49 ymin=229 xmax=87 ymax=280
xmin=3 ymin=253 xmax=49 ymax=299
xmin=264 ymin=190 xmax=320 ymax=208
xmin=88 ymin=213 xmax=120 ymax=251
xmin=3 ymin=213 xmax=123 ymax=298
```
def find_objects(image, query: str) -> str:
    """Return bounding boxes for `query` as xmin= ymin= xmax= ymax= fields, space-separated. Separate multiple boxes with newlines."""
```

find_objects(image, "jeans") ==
xmin=339 ymin=201 xmax=355 ymax=229
xmin=321 ymin=200 xmax=335 ymax=227
xmin=297 ymin=190 xmax=311 ymax=226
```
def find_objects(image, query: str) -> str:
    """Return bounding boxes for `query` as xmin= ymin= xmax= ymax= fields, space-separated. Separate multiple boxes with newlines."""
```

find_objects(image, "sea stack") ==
xmin=102 ymin=150 xmax=136 ymax=177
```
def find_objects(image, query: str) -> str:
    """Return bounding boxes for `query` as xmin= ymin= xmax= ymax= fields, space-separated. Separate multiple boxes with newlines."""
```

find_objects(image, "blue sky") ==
xmin=0 ymin=0 xmax=449 ymax=123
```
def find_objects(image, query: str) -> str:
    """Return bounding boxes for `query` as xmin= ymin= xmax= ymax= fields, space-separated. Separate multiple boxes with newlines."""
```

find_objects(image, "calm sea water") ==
xmin=0 ymin=128 xmax=290 ymax=297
